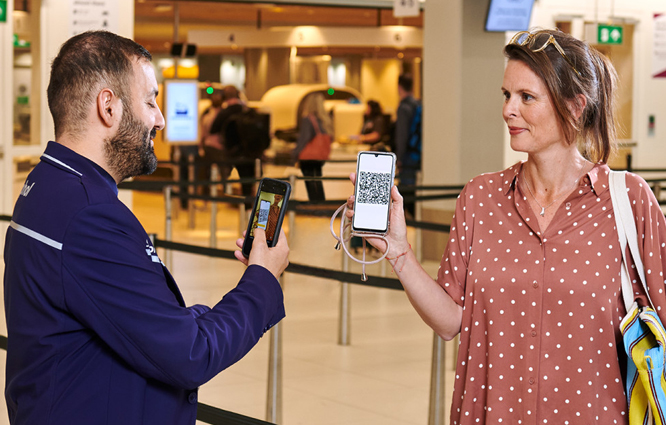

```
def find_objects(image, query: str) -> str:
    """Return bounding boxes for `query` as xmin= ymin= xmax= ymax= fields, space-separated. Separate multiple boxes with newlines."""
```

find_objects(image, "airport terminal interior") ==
xmin=2 ymin=0 xmax=666 ymax=424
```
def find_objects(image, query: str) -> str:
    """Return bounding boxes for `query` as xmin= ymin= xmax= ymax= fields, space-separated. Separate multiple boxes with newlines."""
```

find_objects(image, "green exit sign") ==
xmin=598 ymin=25 xmax=623 ymax=45
xmin=0 ymin=1 xmax=7 ymax=23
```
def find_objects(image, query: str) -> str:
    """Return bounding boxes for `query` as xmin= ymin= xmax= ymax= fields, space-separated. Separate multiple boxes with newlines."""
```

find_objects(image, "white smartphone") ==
xmin=352 ymin=151 xmax=396 ymax=235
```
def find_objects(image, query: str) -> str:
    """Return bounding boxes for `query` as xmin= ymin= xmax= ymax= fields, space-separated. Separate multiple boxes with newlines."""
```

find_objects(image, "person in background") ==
xmin=292 ymin=93 xmax=333 ymax=202
xmin=345 ymin=28 xmax=666 ymax=424
xmin=3 ymin=30 xmax=289 ymax=425
xmin=394 ymin=74 xmax=421 ymax=217
xmin=350 ymin=100 xmax=386 ymax=145
xmin=209 ymin=85 xmax=258 ymax=200
xmin=199 ymin=92 xmax=224 ymax=157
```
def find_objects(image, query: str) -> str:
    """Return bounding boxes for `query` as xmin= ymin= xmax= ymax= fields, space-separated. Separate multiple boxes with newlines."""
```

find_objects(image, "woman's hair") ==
xmin=301 ymin=93 xmax=334 ymax=135
xmin=47 ymin=31 xmax=152 ymax=138
xmin=504 ymin=29 xmax=618 ymax=164
xmin=367 ymin=100 xmax=383 ymax=118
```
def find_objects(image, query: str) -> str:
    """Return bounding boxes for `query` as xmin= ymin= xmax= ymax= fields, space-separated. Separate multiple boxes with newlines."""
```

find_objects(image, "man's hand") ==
xmin=235 ymin=228 xmax=289 ymax=279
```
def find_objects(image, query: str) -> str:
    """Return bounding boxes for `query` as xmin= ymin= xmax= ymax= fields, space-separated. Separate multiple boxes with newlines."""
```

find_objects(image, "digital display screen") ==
xmin=164 ymin=79 xmax=199 ymax=143
xmin=249 ymin=192 xmax=285 ymax=242
xmin=485 ymin=0 xmax=535 ymax=32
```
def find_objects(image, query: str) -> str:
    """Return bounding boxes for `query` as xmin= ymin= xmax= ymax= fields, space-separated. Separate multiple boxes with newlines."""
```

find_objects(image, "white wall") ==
xmin=529 ymin=0 xmax=666 ymax=168
xmin=0 ymin=0 xmax=135 ymax=214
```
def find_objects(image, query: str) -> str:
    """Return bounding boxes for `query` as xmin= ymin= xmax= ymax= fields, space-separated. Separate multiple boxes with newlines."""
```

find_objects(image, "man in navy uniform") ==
xmin=3 ymin=31 xmax=289 ymax=425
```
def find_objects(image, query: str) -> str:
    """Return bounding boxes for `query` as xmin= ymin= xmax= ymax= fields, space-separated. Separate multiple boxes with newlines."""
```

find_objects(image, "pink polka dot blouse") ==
xmin=437 ymin=162 xmax=666 ymax=425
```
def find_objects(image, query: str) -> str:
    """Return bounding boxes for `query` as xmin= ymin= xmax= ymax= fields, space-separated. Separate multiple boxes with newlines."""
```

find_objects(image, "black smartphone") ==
xmin=352 ymin=151 xmax=396 ymax=235
xmin=242 ymin=178 xmax=291 ymax=258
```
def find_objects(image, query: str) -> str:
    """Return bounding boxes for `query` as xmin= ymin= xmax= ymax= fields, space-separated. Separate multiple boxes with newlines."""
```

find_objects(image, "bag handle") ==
xmin=608 ymin=170 xmax=655 ymax=311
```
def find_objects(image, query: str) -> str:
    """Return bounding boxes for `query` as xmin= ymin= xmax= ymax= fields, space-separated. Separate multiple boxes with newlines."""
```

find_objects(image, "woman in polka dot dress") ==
xmin=346 ymin=29 xmax=666 ymax=424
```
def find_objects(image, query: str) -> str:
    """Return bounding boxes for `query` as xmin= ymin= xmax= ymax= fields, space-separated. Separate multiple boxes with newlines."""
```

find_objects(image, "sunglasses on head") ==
xmin=509 ymin=31 xmax=581 ymax=77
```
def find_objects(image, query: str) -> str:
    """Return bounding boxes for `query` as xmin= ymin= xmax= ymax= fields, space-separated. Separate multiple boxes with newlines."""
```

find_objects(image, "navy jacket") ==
xmin=3 ymin=142 xmax=285 ymax=424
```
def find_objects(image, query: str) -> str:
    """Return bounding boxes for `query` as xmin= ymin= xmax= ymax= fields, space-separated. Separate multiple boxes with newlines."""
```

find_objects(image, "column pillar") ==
xmin=421 ymin=0 xmax=507 ymax=260
xmin=244 ymin=47 xmax=290 ymax=101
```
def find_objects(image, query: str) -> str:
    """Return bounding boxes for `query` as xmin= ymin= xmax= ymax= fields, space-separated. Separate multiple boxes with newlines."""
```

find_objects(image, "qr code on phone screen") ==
xmin=357 ymin=171 xmax=391 ymax=205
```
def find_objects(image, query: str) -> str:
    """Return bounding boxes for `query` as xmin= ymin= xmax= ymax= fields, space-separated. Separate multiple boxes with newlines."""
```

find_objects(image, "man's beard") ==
xmin=104 ymin=106 xmax=158 ymax=181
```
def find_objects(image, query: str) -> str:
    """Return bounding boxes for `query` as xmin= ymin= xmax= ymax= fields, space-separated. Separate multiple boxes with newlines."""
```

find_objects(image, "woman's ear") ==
xmin=97 ymin=88 xmax=121 ymax=128
xmin=568 ymin=94 xmax=587 ymax=121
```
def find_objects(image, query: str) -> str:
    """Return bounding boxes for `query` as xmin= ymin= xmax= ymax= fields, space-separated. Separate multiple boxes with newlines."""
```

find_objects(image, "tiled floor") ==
xmin=0 ymin=161 xmax=457 ymax=425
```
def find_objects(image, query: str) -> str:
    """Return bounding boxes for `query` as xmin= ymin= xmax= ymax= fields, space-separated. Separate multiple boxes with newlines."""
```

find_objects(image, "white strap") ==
xmin=608 ymin=171 xmax=654 ymax=311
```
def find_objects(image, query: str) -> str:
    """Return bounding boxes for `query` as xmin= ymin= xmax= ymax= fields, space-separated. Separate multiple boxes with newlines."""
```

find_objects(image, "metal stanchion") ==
xmin=254 ymin=158 xmax=262 ymax=190
xmin=415 ymin=171 xmax=423 ymax=263
xmin=288 ymin=174 xmax=296 ymax=239
xmin=266 ymin=274 xmax=284 ymax=424
xmin=380 ymin=256 xmax=387 ymax=277
xmin=239 ymin=203 xmax=247 ymax=237
xmin=163 ymin=186 xmax=173 ymax=270
xmin=338 ymin=242 xmax=351 ymax=346
xmin=428 ymin=332 xmax=447 ymax=425
xmin=209 ymin=164 xmax=219 ymax=248
xmin=188 ymin=153 xmax=196 ymax=229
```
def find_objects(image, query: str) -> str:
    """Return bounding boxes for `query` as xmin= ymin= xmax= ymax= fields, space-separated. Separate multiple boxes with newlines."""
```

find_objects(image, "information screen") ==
xmin=485 ymin=0 xmax=535 ymax=32
xmin=164 ymin=79 xmax=199 ymax=143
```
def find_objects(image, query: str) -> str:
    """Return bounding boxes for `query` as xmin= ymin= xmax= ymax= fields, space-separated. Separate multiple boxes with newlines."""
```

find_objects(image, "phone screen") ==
xmin=249 ymin=193 xmax=285 ymax=243
xmin=352 ymin=152 xmax=395 ymax=233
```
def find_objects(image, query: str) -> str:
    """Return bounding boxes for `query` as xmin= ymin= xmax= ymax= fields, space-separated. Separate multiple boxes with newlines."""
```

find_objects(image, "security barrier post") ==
xmin=163 ymin=186 xmax=173 ymax=270
xmin=188 ymin=153 xmax=196 ymax=229
xmin=266 ymin=274 xmax=284 ymax=424
xmin=254 ymin=158 xmax=262 ymax=193
xmin=288 ymin=174 xmax=296 ymax=239
xmin=209 ymin=164 xmax=219 ymax=248
xmin=338 ymin=243 xmax=351 ymax=346
xmin=239 ymin=203 xmax=246 ymax=237
xmin=428 ymin=332 xmax=447 ymax=425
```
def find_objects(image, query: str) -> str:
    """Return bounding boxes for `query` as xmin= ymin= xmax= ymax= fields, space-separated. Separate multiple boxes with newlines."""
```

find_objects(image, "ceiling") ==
xmin=134 ymin=0 xmax=423 ymax=55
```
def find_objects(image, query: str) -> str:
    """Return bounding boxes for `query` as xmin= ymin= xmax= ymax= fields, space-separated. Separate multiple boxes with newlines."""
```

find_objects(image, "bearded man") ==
xmin=3 ymin=31 xmax=289 ymax=425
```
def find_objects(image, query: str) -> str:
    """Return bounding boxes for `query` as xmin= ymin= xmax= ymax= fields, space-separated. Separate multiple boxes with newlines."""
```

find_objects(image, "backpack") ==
xmin=405 ymin=101 xmax=422 ymax=168
xmin=224 ymin=107 xmax=271 ymax=158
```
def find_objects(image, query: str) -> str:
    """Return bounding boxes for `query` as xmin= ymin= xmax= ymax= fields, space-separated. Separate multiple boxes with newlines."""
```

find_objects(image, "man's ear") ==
xmin=97 ymin=88 xmax=121 ymax=128
xmin=568 ymin=94 xmax=587 ymax=121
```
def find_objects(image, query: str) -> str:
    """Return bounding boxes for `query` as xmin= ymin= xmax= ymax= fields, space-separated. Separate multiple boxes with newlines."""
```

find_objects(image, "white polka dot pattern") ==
xmin=436 ymin=163 xmax=666 ymax=424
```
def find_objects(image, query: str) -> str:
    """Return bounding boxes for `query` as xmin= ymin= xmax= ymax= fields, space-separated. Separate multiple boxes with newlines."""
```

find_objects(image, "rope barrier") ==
xmin=155 ymin=239 xmax=404 ymax=290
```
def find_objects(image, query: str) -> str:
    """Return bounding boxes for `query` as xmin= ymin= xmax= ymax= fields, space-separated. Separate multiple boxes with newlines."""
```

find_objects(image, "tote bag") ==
xmin=298 ymin=115 xmax=331 ymax=161
xmin=609 ymin=170 xmax=666 ymax=425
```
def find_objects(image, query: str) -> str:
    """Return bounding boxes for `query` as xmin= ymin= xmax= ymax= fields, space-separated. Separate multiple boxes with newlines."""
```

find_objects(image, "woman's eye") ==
xmin=502 ymin=91 xmax=510 ymax=101
xmin=522 ymin=93 xmax=534 ymax=101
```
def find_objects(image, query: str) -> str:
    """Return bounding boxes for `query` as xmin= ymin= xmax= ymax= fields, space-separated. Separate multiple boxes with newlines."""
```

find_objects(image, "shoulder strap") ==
xmin=608 ymin=170 xmax=654 ymax=310
xmin=308 ymin=115 xmax=322 ymax=135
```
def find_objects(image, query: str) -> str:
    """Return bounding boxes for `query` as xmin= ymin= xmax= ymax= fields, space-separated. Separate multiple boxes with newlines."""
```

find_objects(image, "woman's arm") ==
xmin=345 ymin=173 xmax=463 ymax=340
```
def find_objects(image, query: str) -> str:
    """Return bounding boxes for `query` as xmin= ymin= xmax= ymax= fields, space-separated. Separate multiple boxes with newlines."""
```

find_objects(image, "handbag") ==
xmin=298 ymin=115 xmax=331 ymax=161
xmin=609 ymin=170 xmax=666 ymax=425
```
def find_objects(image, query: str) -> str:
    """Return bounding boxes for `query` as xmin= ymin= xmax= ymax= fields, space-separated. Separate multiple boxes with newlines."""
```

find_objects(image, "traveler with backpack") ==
xmin=394 ymin=74 xmax=422 ymax=217
xmin=209 ymin=85 xmax=270 ymax=200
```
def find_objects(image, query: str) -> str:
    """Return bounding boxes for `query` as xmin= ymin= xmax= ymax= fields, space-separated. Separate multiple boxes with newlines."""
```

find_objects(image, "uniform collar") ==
xmin=41 ymin=141 xmax=119 ymax=196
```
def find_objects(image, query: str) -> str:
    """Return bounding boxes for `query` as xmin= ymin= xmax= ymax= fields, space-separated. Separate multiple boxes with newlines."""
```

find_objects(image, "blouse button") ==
xmin=529 ymin=378 xmax=535 ymax=385
xmin=531 ymin=331 xmax=537 ymax=337
xmin=532 ymin=281 xmax=538 ymax=288
xmin=565 ymin=202 xmax=572 ymax=210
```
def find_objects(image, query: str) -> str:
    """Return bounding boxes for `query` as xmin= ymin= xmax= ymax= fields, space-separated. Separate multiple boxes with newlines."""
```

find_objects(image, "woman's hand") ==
xmin=345 ymin=172 xmax=410 ymax=258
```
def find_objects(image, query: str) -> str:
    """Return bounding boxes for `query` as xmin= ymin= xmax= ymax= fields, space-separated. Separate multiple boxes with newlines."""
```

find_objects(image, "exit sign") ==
xmin=598 ymin=25 xmax=623 ymax=45
xmin=0 ymin=1 xmax=7 ymax=23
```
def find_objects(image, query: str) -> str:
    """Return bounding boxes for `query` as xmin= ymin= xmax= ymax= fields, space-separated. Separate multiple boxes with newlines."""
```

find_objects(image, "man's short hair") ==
xmin=398 ymin=74 xmax=414 ymax=93
xmin=222 ymin=85 xmax=240 ymax=102
xmin=47 ymin=31 xmax=152 ymax=138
